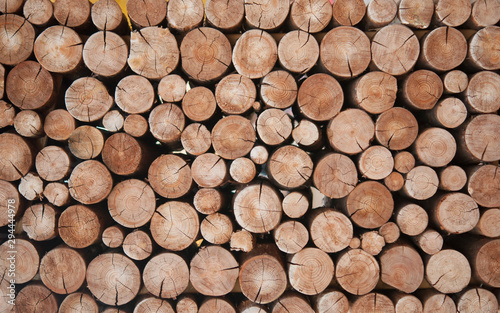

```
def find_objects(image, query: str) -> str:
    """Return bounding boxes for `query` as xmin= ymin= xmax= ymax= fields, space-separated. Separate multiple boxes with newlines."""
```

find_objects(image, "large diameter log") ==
xmin=414 ymin=229 xmax=443 ymax=255
xmin=39 ymin=245 xmax=86 ymax=294
xmin=0 ymin=14 xmax=35 ymax=66
xmin=260 ymin=70 xmax=297 ymax=110
xmin=65 ymin=77 xmax=113 ymax=122
xmin=312 ymin=289 xmax=349 ymax=313
xmin=87 ymin=253 xmax=141 ymax=306
xmin=205 ymin=0 xmax=244 ymax=32
xmin=102 ymin=133 xmax=149 ymax=176
xmin=182 ymin=87 xmax=217 ymax=122
xmin=126 ymin=0 xmax=166 ymax=27
xmin=467 ymin=26 xmax=500 ymax=71
xmin=23 ymin=0 xmax=53 ymax=26
xmin=68 ymin=125 xmax=104 ymax=160
xmin=396 ymin=203 xmax=428 ymax=236
xmin=83 ymin=31 xmax=128 ymax=77
xmin=320 ymin=26 xmax=371 ymax=79
xmin=58 ymin=204 xmax=104 ymax=248
xmin=0 ymin=0 xmax=22 ymax=13
xmin=313 ymin=153 xmax=358 ymax=199
xmin=233 ymin=182 xmax=282 ymax=233
xmin=348 ymin=71 xmax=397 ymax=114
xmin=351 ymin=293 xmax=395 ymax=313
xmin=128 ymin=27 xmax=179 ymax=80
xmin=460 ymin=238 xmax=500 ymax=288
xmin=44 ymin=109 xmax=75 ymax=141
xmin=167 ymin=0 xmax=203 ymax=32
xmin=379 ymin=244 xmax=424 ymax=293
xmin=68 ymin=160 xmax=113 ymax=204
xmin=375 ymin=107 xmax=418 ymax=150
xmin=215 ymin=74 xmax=256 ymax=115
xmin=327 ymin=108 xmax=374 ymax=155
xmin=371 ymin=25 xmax=419 ymax=76
xmin=180 ymin=27 xmax=231 ymax=83
xmin=456 ymin=114 xmax=500 ymax=163
xmin=335 ymin=248 xmax=379 ymax=296
xmin=420 ymin=26 xmax=467 ymax=72
xmin=473 ymin=208 xmax=500 ymax=238
xmin=108 ymin=179 xmax=156 ymax=228
xmin=232 ymin=29 xmax=277 ymax=79
xmin=464 ymin=71 xmax=500 ymax=113
xmin=0 ymin=133 xmax=32 ymax=181
xmin=272 ymin=292 xmax=314 ymax=313
xmin=365 ymin=0 xmax=397 ymax=29
xmin=401 ymin=70 xmax=443 ymax=110
xmin=278 ymin=30 xmax=319 ymax=74
xmin=35 ymin=146 xmax=71 ymax=181
xmin=309 ymin=208 xmax=353 ymax=253
xmin=143 ymin=253 xmax=189 ymax=299
xmin=273 ymin=220 xmax=308 ymax=254
xmin=22 ymin=203 xmax=58 ymax=241
xmin=91 ymin=0 xmax=124 ymax=31
xmin=289 ymin=0 xmax=331 ymax=33
xmin=190 ymin=245 xmax=239 ymax=296
xmin=149 ymin=103 xmax=185 ymax=145
xmin=16 ymin=284 xmax=58 ymax=313
xmin=434 ymin=0 xmax=471 ymax=27
xmin=288 ymin=247 xmax=334 ymax=296
xmin=53 ymin=0 xmax=90 ymax=28
xmin=0 ymin=239 xmax=39 ymax=284
xmin=427 ymin=97 xmax=467 ymax=129
xmin=425 ymin=249 xmax=471 ymax=293
xmin=244 ymin=0 xmax=288 ymax=31
xmin=13 ymin=110 xmax=44 ymax=138
xmin=403 ymin=166 xmax=438 ymax=200
xmin=432 ymin=192 xmax=479 ymax=234
xmin=457 ymin=288 xmax=499 ymax=313
xmin=211 ymin=115 xmax=256 ymax=160
xmin=297 ymin=73 xmax=344 ymax=122
xmin=467 ymin=0 xmax=500 ymax=28
xmin=267 ymin=145 xmax=312 ymax=189
xmin=201 ymin=213 xmax=233 ymax=244
xmin=414 ymin=127 xmax=456 ymax=167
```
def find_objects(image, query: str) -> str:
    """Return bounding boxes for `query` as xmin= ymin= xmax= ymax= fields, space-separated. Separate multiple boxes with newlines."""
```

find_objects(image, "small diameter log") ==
xmin=6 ymin=61 xmax=55 ymax=110
xmin=297 ymin=73 xmax=344 ymax=122
xmin=0 ymin=180 xmax=20 ymax=226
xmin=23 ymin=0 xmax=53 ymax=26
xmin=191 ymin=153 xmax=227 ymax=188
xmin=331 ymin=0 xmax=365 ymax=26
xmin=457 ymin=288 xmax=499 ymax=313
xmin=414 ymin=229 xmax=443 ymax=255
xmin=465 ymin=71 xmax=500 ymax=113
xmin=467 ymin=26 xmax=500 ymax=71
xmin=144 ymin=253 xmax=190 ymax=298
xmin=250 ymin=145 xmax=268 ymax=165
xmin=396 ymin=203 xmax=428 ymax=236
xmin=0 ymin=239 xmax=39 ymax=284
xmin=205 ymin=0 xmax=244 ymax=32
xmin=432 ymin=192 xmax=479 ymax=234
xmin=282 ymin=191 xmax=309 ymax=218
xmin=380 ymin=243 xmax=424 ymax=293
xmin=13 ymin=110 xmax=44 ymax=137
xmin=462 ymin=238 xmax=500 ymax=287
xmin=434 ymin=0 xmax=471 ymax=27
xmin=124 ymin=114 xmax=149 ymax=138
xmin=201 ymin=213 xmax=233 ymax=244
xmin=167 ymin=0 xmax=203 ymax=32
xmin=351 ymin=293 xmax=395 ymax=313
xmin=378 ymin=222 xmax=400 ymax=243
xmin=38 ymin=184 xmax=68 ymax=213
xmin=414 ymin=127 xmax=456 ymax=167
xmin=418 ymin=290 xmax=456 ymax=313
xmin=115 ymin=75 xmax=154 ymax=114
xmin=273 ymin=220 xmax=309 ymax=254
xmin=398 ymin=0 xmax=434 ymax=29
xmin=0 ymin=133 xmax=32 ymax=181
xmin=425 ymin=249 xmax=471 ymax=293
xmin=182 ymin=87 xmax=217 ymax=122
xmin=177 ymin=295 xmax=198 ymax=313
xmin=289 ymin=0 xmax=331 ymax=33
xmin=467 ymin=0 xmax=500 ymax=28
xmin=68 ymin=160 xmax=113 ymax=204
xmin=313 ymin=153 xmax=358 ymax=199
xmin=123 ymin=230 xmax=153 ymax=261
xmin=34 ymin=26 xmax=83 ymax=74
xmin=35 ymin=146 xmax=71 ymax=182
xmin=53 ymin=0 xmax=90 ymax=28
xmin=22 ymin=203 xmax=58 ymax=241
xmin=244 ymin=0 xmax=288 ymax=31
xmin=238 ymin=301 xmax=268 ymax=313
xmin=232 ymin=29 xmax=277 ymax=79
xmin=358 ymin=145 xmax=393 ymax=180
xmin=442 ymin=70 xmax=468 ymax=94
xmin=135 ymin=297 xmax=175 ymax=313
xmin=365 ymin=0 xmax=397 ymax=29
xmin=371 ymin=25 xmax=419 ymax=76
xmin=239 ymin=244 xmax=287 ymax=303
xmin=288 ymin=247 xmax=334 ymax=296
xmin=126 ymin=0 xmax=166 ymax=27
xmin=102 ymin=133 xmax=149 ymax=176
xmin=361 ymin=231 xmax=385 ymax=255
xmin=102 ymin=110 xmax=124 ymax=132
xmin=18 ymin=172 xmax=43 ymax=201
xmin=215 ymin=74 xmax=256 ymax=115
xmin=390 ymin=293 xmax=423 ymax=313
xmin=320 ymin=26 xmax=371 ymax=79
xmin=158 ymin=74 xmax=186 ymax=103
xmin=349 ymin=71 xmax=397 ymax=114
xmin=233 ymin=182 xmax=282 ymax=233
xmin=260 ymin=70 xmax=297 ymax=110
xmin=180 ymin=27 xmax=231 ymax=83
xmin=384 ymin=172 xmax=405 ymax=192
xmin=309 ymin=208 xmax=353 ymax=253
xmin=345 ymin=181 xmax=394 ymax=229
xmin=401 ymin=70 xmax=443 ymax=110
xmin=199 ymin=298 xmax=236 ymax=313
xmin=403 ymin=166 xmax=439 ymax=200
xmin=0 ymin=101 xmax=15 ymax=128
xmin=87 ymin=253 xmax=141 ymax=306
xmin=65 ymin=77 xmax=113 ymax=122
xmin=420 ymin=26 xmax=467 ymax=72
xmin=68 ymin=126 xmax=104 ymax=160
xmin=59 ymin=293 xmax=99 ymax=313
xmin=427 ymin=97 xmax=467 ymax=129
xmin=0 ymin=14 xmax=35 ymax=66
xmin=457 ymin=114 xmax=500 ymax=163
xmin=83 ymin=31 xmax=128 ymax=78
xmin=58 ymin=204 xmax=104 ymax=248
xmin=148 ymin=103 xmax=185 ymax=145
xmin=44 ymin=109 xmax=75 ymax=141
xmin=39 ymin=245 xmax=86 ymax=294
xmin=312 ymin=290 xmax=349 ymax=313
xmin=335 ymin=249 xmax=379 ymax=296
xmin=150 ymin=201 xmax=199 ymax=251
xmin=473 ymin=208 xmax=500 ymax=238
xmin=230 ymin=157 xmax=256 ymax=184
xmin=128 ymin=27 xmax=179 ymax=80
xmin=267 ymin=145 xmax=312 ymax=189
xmin=212 ymin=115 xmax=256 ymax=160
xmin=230 ymin=229 xmax=255 ymax=252
xmin=272 ymin=292 xmax=315 ymax=313
xmin=194 ymin=188 xmax=223 ymax=215
xmin=375 ymin=107 xmax=419 ymax=150
xmin=292 ymin=119 xmax=322 ymax=150
xmin=278 ymin=30 xmax=319 ymax=74
xmin=108 ymin=179 xmax=156 ymax=228
xmin=91 ymin=0 xmax=124 ymax=31
xmin=16 ymin=284 xmax=58 ymax=313
xmin=190 ymin=245 xmax=239 ymax=296
xmin=394 ymin=151 xmax=415 ymax=174
xmin=102 ymin=225 xmax=125 ymax=248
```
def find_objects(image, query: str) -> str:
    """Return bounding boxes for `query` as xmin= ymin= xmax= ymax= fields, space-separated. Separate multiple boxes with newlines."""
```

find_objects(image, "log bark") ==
xmin=467 ymin=0 xmax=500 ymax=28
xmin=167 ymin=0 xmax=204 ymax=33
xmin=102 ymin=225 xmax=125 ymax=248
xmin=384 ymin=172 xmax=405 ymax=192
xmin=358 ymin=145 xmax=393 ymax=180
xmin=365 ymin=0 xmax=397 ymax=29
xmin=467 ymin=26 xmax=500 ymax=71
xmin=396 ymin=203 xmax=428 ymax=236
xmin=361 ymin=231 xmax=385 ymax=255
xmin=59 ymin=292 xmax=99 ymax=313
xmin=378 ymin=222 xmax=400 ymax=243
xmin=313 ymin=153 xmax=358 ymax=199
xmin=375 ymin=107 xmax=419 ymax=150
xmin=273 ymin=220 xmax=309 ymax=254
xmin=425 ymin=249 xmax=471 ymax=293
xmin=126 ymin=0 xmax=166 ymax=28
xmin=212 ymin=115 xmax=256 ymax=160
xmin=0 ymin=133 xmax=33 ymax=181
xmin=427 ymin=97 xmax=467 ymax=129
xmin=414 ymin=229 xmax=443 ymax=255
xmin=35 ymin=146 xmax=71 ymax=181
xmin=86 ymin=253 xmax=141 ymax=306
xmin=182 ymin=86 xmax=217 ymax=122
xmin=158 ymin=74 xmax=186 ymax=103
xmin=0 ymin=101 xmax=14 ymax=128
xmin=297 ymin=73 xmax=343 ymax=122
xmin=351 ymin=293 xmax=395 ymax=313
xmin=13 ymin=110 xmax=44 ymax=138
xmin=102 ymin=133 xmax=149 ymax=176
xmin=65 ymin=77 xmax=113 ymax=122
xmin=68 ymin=125 xmax=104 ymax=160
xmin=414 ymin=127 xmax=456 ymax=167
xmin=272 ymin=292 xmax=314 ymax=313
xmin=335 ymin=248 xmax=379 ymax=296
xmin=289 ymin=0 xmax=331 ymax=33
xmin=43 ymin=182 xmax=70 ymax=207
xmin=91 ymin=0 xmax=124 ymax=31
xmin=431 ymin=192 xmax=479 ymax=234
xmin=200 ymin=213 xmax=233 ymax=244
xmin=267 ymin=145 xmax=312 ymax=189
xmin=23 ymin=0 xmax=53 ymax=26
xmin=176 ymin=295 xmax=198 ymax=313
xmin=230 ymin=157 xmax=256 ymax=184
xmin=419 ymin=26 xmax=467 ymax=72
xmin=190 ymin=245 xmax=239 ymax=296
xmin=124 ymin=114 xmax=149 ymax=138
xmin=464 ymin=71 xmax=500 ymax=113
xmin=403 ymin=166 xmax=439 ymax=200
xmin=398 ymin=0 xmax=434 ymax=29
xmin=44 ymin=109 xmax=75 ymax=141
xmin=312 ymin=289 xmax=349 ymax=313
xmin=250 ymin=145 xmax=268 ymax=165
xmin=401 ymin=70 xmax=443 ymax=110
xmin=68 ymin=160 xmax=113 ymax=204
xmin=123 ymin=230 xmax=153 ymax=261
xmin=309 ymin=207 xmax=352 ymax=253
xmin=150 ymin=201 xmax=199 ymax=251
xmin=58 ymin=204 xmax=104 ymax=248
xmin=18 ymin=172 xmax=43 ymax=201
xmin=143 ymin=252 xmax=189 ymax=298
xmin=148 ymin=103 xmax=185 ymax=145
xmin=0 ymin=239 xmax=39 ymax=284
xmin=115 ymin=75 xmax=154 ymax=114
xmin=320 ymin=26 xmax=371 ymax=79
xmin=442 ymin=70 xmax=468 ymax=94
xmin=288 ymin=247 xmax=334 ymax=295
xmin=472 ymin=208 xmax=500 ymax=238
xmin=457 ymin=114 xmax=500 ymax=163
xmin=39 ymin=245 xmax=86 ymax=294
xmin=16 ymin=284 xmax=58 ymax=313
xmin=457 ymin=288 xmax=499 ymax=313
xmin=349 ymin=71 xmax=397 ymax=114
xmin=205 ymin=0 xmax=244 ymax=32
xmin=193 ymin=187 xmax=223 ymax=215
xmin=434 ymin=0 xmax=471 ymax=27
xmin=278 ymin=30 xmax=319 ymax=74
xmin=230 ymin=229 xmax=255 ymax=252
xmin=0 ymin=14 xmax=35 ymax=66
xmin=191 ymin=153 xmax=227 ymax=188
xmin=419 ymin=290 xmax=456 ymax=313
xmin=379 ymin=243 xmax=424 ymax=293
xmin=390 ymin=292 xmax=423 ymax=313
xmin=53 ymin=0 xmax=90 ymax=28
xmin=394 ymin=151 xmax=415 ymax=174
xmin=83 ymin=31 xmax=128 ymax=77
xmin=232 ymin=29 xmax=277 ymax=79
xmin=331 ymin=0 xmax=365 ymax=26
xmin=215 ymin=73 xmax=256 ymax=115
xmin=22 ymin=203 xmax=58 ymax=241
xmin=244 ymin=0 xmax=289 ymax=31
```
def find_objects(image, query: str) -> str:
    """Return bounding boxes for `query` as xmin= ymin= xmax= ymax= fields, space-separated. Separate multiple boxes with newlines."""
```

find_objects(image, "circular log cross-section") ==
xmin=16 ymin=284 xmax=58 ymax=313
xmin=233 ymin=29 xmax=277 ymax=79
xmin=420 ymin=26 xmax=467 ymax=72
xmin=379 ymin=222 xmax=400 ymax=243
xmin=102 ymin=110 xmax=124 ymax=132
xmin=181 ymin=123 xmax=212 ymax=156
xmin=158 ymin=74 xmax=185 ymax=103
xmin=190 ymin=245 xmax=239 ymax=296
xmin=336 ymin=249 xmax=380 ymax=296
xmin=102 ymin=225 xmax=125 ymax=248
xmin=398 ymin=0 xmax=433 ymax=29
xmin=289 ymin=0 xmax=332 ymax=33
xmin=349 ymin=71 xmax=397 ymax=114
xmin=371 ymin=25 xmax=419 ymax=76
xmin=128 ymin=27 xmax=179 ymax=80
xmin=403 ymin=166 xmax=439 ymax=200
xmin=233 ymin=182 xmax=282 ymax=233
xmin=278 ymin=30 xmax=319 ymax=74
xmin=167 ymin=0 xmax=204 ymax=32
xmin=0 ymin=0 xmax=23 ymax=13
xmin=39 ymin=245 xmax=86 ymax=294
xmin=199 ymin=298 xmax=236 ymax=313
xmin=250 ymin=145 xmax=268 ymax=165
xmin=43 ymin=183 xmax=70 ymax=207
xmin=192 ymin=153 xmax=227 ymax=188
xmin=201 ymin=213 xmax=233 ymax=245
xmin=320 ymin=26 xmax=371 ymax=79
xmin=18 ymin=172 xmax=43 ymax=201
xmin=260 ymin=70 xmax=297 ymax=109
xmin=53 ymin=0 xmax=90 ymax=28
xmin=415 ymin=127 xmax=456 ymax=167
xmin=327 ymin=109 xmax=375 ymax=155
xmin=194 ymin=188 xmax=223 ymax=215
xmin=65 ymin=77 xmax=114 ymax=122
xmin=415 ymin=229 xmax=443 ymax=255
xmin=468 ymin=0 xmax=500 ymax=28
xmin=375 ymin=107 xmax=419 ymax=150
xmin=0 ymin=239 xmax=38 ymax=284
xmin=402 ymin=70 xmax=443 ymax=110
xmin=126 ymin=0 xmax=166 ymax=27
xmin=443 ymin=70 xmax=468 ymax=94
xmin=425 ymin=249 xmax=471 ymax=294
xmin=466 ymin=238 xmax=500 ymax=287
xmin=149 ymin=103 xmax=185 ymax=145
xmin=150 ymin=201 xmax=199 ymax=251
xmin=282 ymin=191 xmax=309 ymax=218
xmin=361 ymin=231 xmax=385 ymax=255
xmin=313 ymin=153 xmax=358 ymax=199
xmin=44 ymin=109 xmax=76 ymax=141
xmin=351 ymin=293 xmax=395 ymax=313
xmin=13 ymin=110 xmax=44 ymax=138
xmin=22 ymin=203 xmax=58 ymax=241
xmin=123 ymin=230 xmax=153 ymax=260
xmin=177 ymin=295 xmax=198 ymax=313
xmin=365 ymin=0 xmax=397 ymax=29
xmin=292 ymin=119 xmax=322 ymax=151
xmin=257 ymin=109 xmax=292 ymax=146
xmin=465 ymin=71 xmax=500 ymax=114
xmin=394 ymin=151 xmax=415 ymax=174
xmin=396 ymin=203 xmax=428 ymax=236
xmin=267 ymin=145 xmax=313 ymax=189
xmin=182 ymin=87 xmax=217 ymax=122
xmin=297 ymin=73 xmax=344 ymax=122
xmin=180 ymin=27 xmax=231 ymax=83
xmin=143 ymin=253 xmax=189 ymax=299
xmin=272 ymin=292 xmax=315 ymax=313
xmin=309 ymin=208 xmax=353 ymax=253
xmin=457 ymin=288 xmax=499 ymax=313
xmin=68 ymin=160 xmax=113 ymax=204
xmin=68 ymin=126 xmax=104 ymax=160
xmin=0 ymin=133 xmax=32 ymax=181
xmin=102 ymin=133 xmax=147 ymax=176
xmin=460 ymin=114 xmax=500 ymax=163
xmin=439 ymin=165 xmax=467 ymax=191
xmin=380 ymin=244 xmax=424 ymax=293
xmin=244 ymin=0 xmax=289 ymax=31
xmin=115 ymin=75 xmax=155 ymax=114
xmin=473 ymin=208 xmax=500 ymax=238
xmin=205 ymin=0 xmax=244 ymax=32
xmin=58 ymin=204 xmax=103 ymax=249
xmin=384 ymin=172 xmax=405 ymax=192
xmin=358 ymin=145 xmax=394 ymax=180
xmin=124 ymin=114 xmax=149 ymax=138
xmin=215 ymin=74 xmax=256 ymax=115
xmin=428 ymin=97 xmax=467 ymax=129
xmin=288 ymin=247 xmax=334 ymax=296
xmin=91 ymin=0 xmax=124 ymax=31
xmin=108 ymin=179 xmax=156 ymax=228
xmin=468 ymin=26 xmax=500 ymax=71
xmin=346 ymin=181 xmax=394 ymax=229
xmin=312 ymin=290 xmax=349 ymax=313
xmin=391 ymin=293 xmax=422 ymax=313
xmin=35 ymin=146 xmax=71 ymax=182
xmin=273 ymin=220 xmax=309 ymax=254
xmin=212 ymin=115 xmax=256 ymax=160
xmin=0 ymin=14 xmax=35 ymax=66
xmin=87 ymin=253 xmax=141 ymax=306
xmin=331 ymin=0 xmax=365 ymax=26
xmin=59 ymin=293 xmax=99 ymax=313
xmin=34 ymin=26 xmax=83 ymax=74
xmin=135 ymin=297 xmax=175 ymax=313
xmin=433 ymin=192 xmax=479 ymax=234
xmin=23 ymin=0 xmax=53 ymax=26
xmin=230 ymin=157 xmax=256 ymax=184
xmin=434 ymin=0 xmax=471 ymax=27
xmin=231 ymin=230 xmax=255 ymax=253
xmin=83 ymin=31 xmax=128 ymax=77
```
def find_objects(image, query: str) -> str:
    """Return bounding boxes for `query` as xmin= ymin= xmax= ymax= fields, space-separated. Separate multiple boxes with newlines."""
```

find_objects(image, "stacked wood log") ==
xmin=0 ymin=0 xmax=499 ymax=312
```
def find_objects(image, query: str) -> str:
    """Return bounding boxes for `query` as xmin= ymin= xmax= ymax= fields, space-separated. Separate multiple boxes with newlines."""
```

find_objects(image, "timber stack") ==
xmin=0 ymin=0 xmax=499 ymax=312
